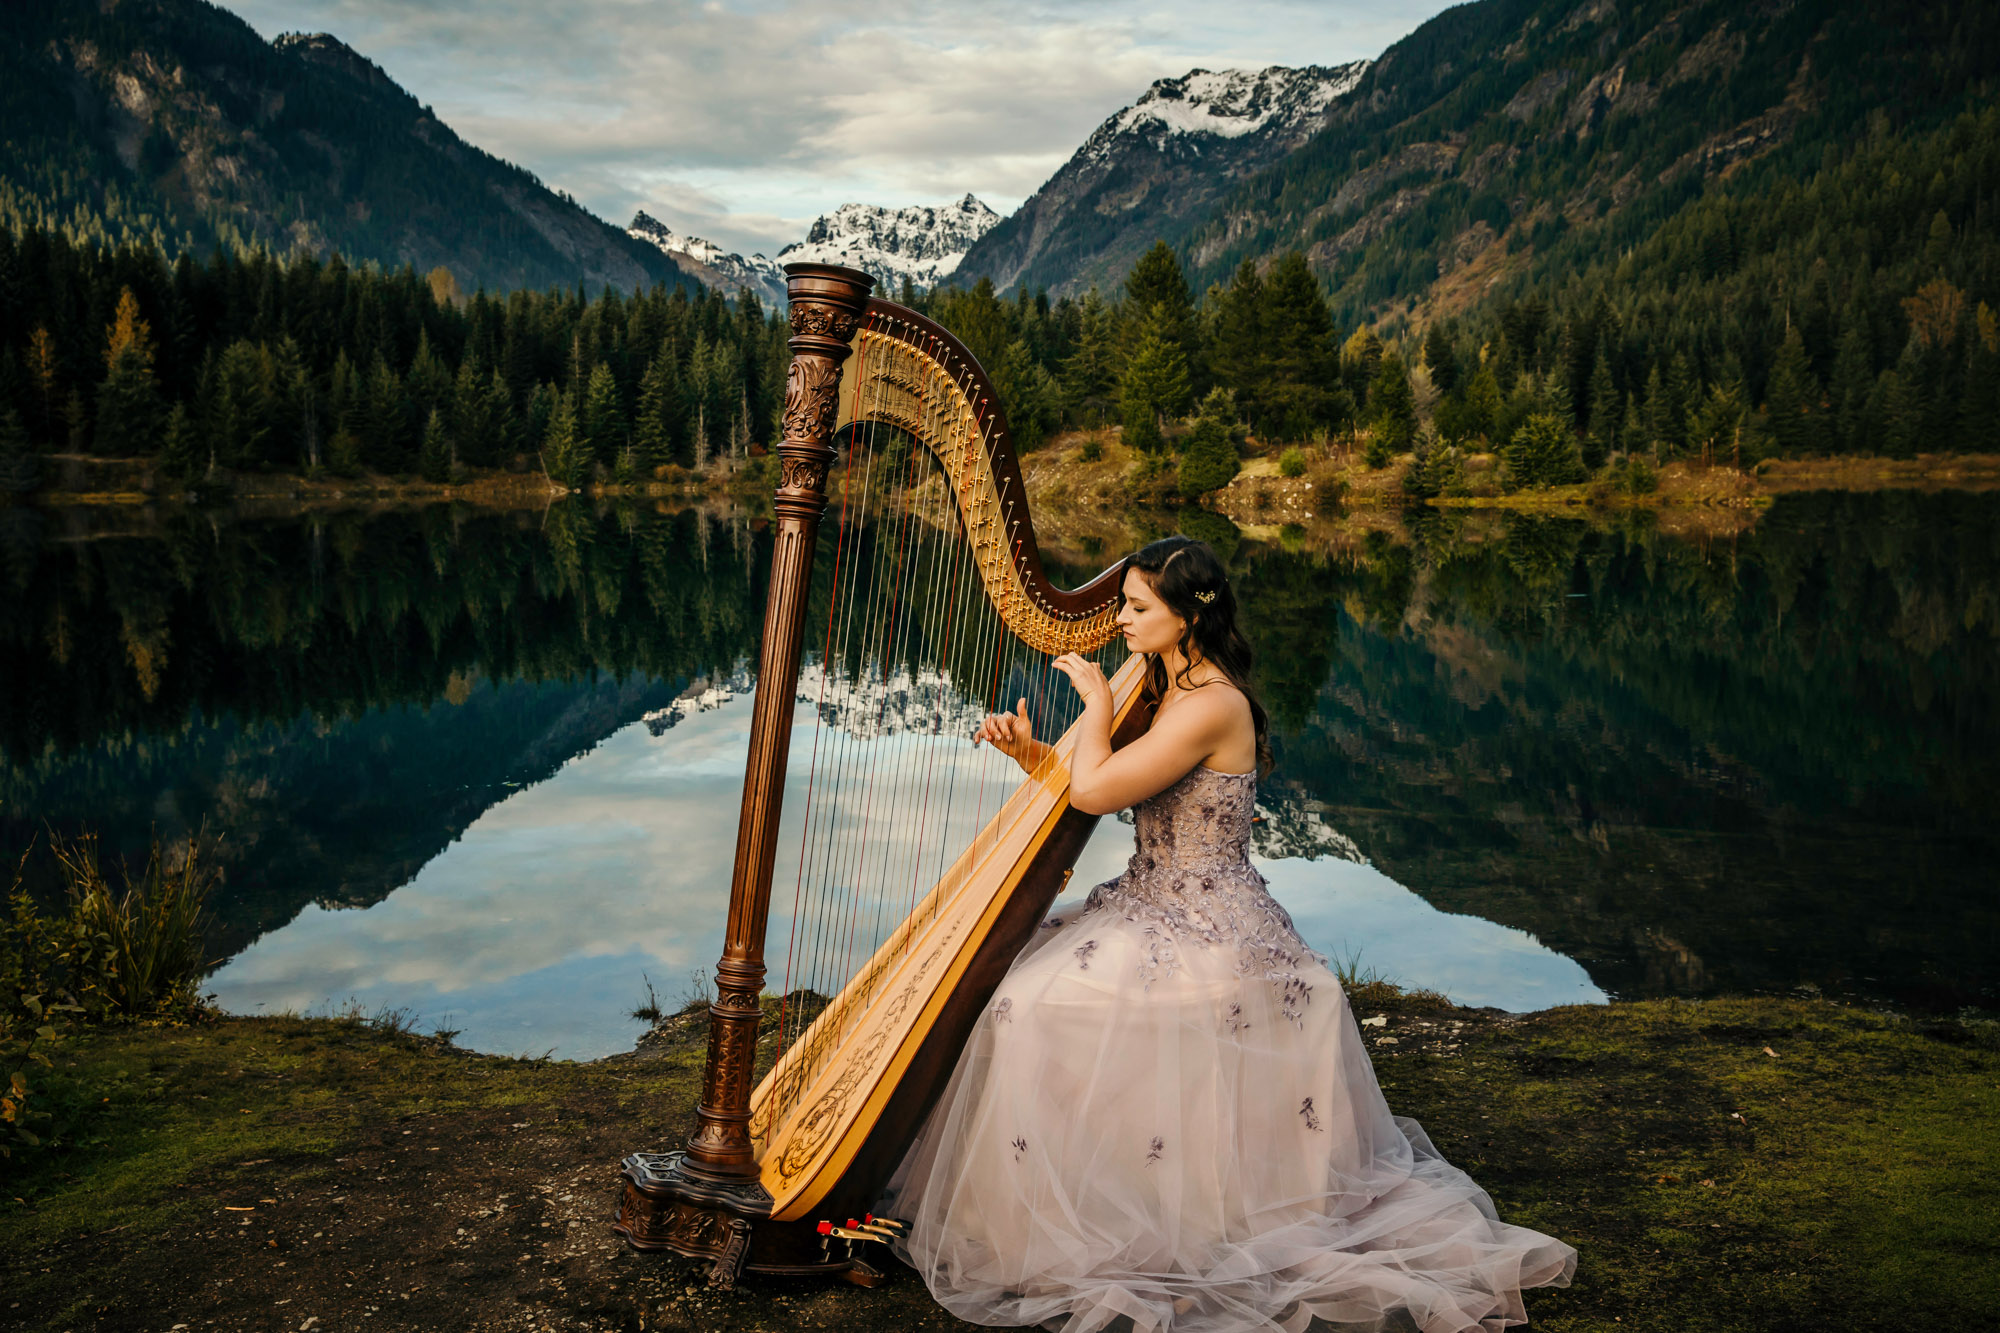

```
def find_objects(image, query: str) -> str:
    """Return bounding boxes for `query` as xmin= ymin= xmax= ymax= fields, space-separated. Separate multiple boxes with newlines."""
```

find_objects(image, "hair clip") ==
xmin=1193 ymin=590 xmax=1216 ymax=604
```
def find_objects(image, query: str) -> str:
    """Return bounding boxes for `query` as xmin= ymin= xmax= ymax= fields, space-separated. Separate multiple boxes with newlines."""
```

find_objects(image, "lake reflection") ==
xmin=3 ymin=494 xmax=1995 ymax=1058
xmin=211 ymin=687 xmax=1600 ymax=1059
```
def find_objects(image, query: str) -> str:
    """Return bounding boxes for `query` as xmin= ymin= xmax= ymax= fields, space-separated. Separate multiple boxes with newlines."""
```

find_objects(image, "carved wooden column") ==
xmin=615 ymin=263 xmax=873 ymax=1286
xmin=685 ymin=263 xmax=872 ymax=1179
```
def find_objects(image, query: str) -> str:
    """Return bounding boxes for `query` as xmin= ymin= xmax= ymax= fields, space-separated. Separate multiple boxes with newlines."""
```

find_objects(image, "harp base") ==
xmin=613 ymin=1151 xmax=875 ymax=1285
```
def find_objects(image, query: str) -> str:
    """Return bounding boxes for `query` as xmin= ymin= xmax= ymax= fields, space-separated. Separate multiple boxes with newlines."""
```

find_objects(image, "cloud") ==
xmin=228 ymin=0 xmax=1449 ymax=255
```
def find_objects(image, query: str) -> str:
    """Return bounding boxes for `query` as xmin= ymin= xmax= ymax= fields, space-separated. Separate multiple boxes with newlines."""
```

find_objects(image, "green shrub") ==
xmin=1080 ymin=439 xmax=1103 ymax=463
xmin=1613 ymin=454 xmax=1660 ymax=494
xmin=4 ymin=833 xmax=217 ymax=1157
xmin=1278 ymin=447 xmax=1307 ymax=478
xmin=1502 ymin=413 xmax=1588 ymax=489
xmin=1177 ymin=416 xmax=1239 ymax=498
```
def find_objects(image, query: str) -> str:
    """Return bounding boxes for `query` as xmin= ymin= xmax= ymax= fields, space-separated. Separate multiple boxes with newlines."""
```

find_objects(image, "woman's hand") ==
xmin=1051 ymin=653 xmax=1112 ymax=713
xmin=974 ymin=697 xmax=1043 ymax=772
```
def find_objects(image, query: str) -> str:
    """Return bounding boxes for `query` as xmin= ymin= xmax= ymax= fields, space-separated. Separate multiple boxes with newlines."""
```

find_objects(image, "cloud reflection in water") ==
xmin=211 ymin=689 xmax=1599 ymax=1060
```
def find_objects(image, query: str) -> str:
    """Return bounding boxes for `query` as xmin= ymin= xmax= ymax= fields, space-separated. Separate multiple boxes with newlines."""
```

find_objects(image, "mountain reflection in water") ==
xmin=2 ymin=494 xmax=1994 ymax=1057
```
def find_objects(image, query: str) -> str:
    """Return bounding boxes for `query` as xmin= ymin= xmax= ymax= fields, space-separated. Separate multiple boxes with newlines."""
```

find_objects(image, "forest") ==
xmin=0 ymin=97 xmax=1994 ymax=499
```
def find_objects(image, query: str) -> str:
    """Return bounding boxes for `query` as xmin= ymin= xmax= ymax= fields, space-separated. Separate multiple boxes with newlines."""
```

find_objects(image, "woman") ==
xmin=881 ymin=536 xmax=1576 ymax=1333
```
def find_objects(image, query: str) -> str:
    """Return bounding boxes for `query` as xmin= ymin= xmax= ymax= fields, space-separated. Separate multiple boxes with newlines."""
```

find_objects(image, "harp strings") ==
xmin=765 ymin=311 xmax=1122 ymax=1130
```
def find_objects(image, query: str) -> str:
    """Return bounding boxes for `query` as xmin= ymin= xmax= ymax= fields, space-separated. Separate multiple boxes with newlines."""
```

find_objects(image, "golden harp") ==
xmin=613 ymin=264 xmax=1148 ymax=1285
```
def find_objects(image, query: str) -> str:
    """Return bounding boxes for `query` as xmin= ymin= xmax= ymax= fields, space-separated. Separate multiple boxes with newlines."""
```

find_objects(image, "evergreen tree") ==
xmin=0 ymin=408 xmax=36 ymax=494
xmin=1640 ymin=364 xmax=1669 ymax=458
xmin=542 ymin=389 xmax=589 ymax=487
xmin=1341 ymin=327 xmax=1383 ymax=408
xmin=1177 ymin=389 xmax=1241 ymax=498
xmin=582 ymin=361 xmax=624 ymax=463
xmin=1662 ymin=353 xmax=1696 ymax=456
xmin=1261 ymin=252 xmax=1343 ymax=441
xmin=159 ymin=401 xmax=201 ymax=481
xmin=451 ymin=356 xmax=495 ymax=467
xmin=95 ymin=287 xmax=163 ymax=456
xmin=1762 ymin=325 xmax=1818 ymax=456
xmin=1368 ymin=352 xmax=1418 ymax=458
xmin=1062 ymin=290 xmax=1119 ymax=427
xmin=1422 ymin=321 xmax=1460 ymax=394
xmin=1124 ymin=240 xmax=1197 ymax=380
xmin=1209 ymin=260 xmax=1265 ymax=422
xmin=418 ymin=407 xmax=452 ymax=483
xmin=1958 ymin=304 xmax=2000 ymax=454
xmin=1503 ymin=413 xmax=1587 ymax=488
xmin=997 ymin=340 xmax=1061 ymax=452
xmin=363 ymin=352 xmax=409 ymax=472
xmin=1829 ymin=322 xmax=1874 ymax=454
xmin=1120 ymin=304 xmax=1193 ymax=451
xmin=1584 ymin=337 xmax=1618 ymax=470
xmin=26 ymin=327 xmax=59 ymax=446
xmin=632 ymin=346 xmax=680 ymax=472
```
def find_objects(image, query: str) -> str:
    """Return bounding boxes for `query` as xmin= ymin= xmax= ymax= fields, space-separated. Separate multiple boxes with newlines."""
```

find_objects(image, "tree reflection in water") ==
xmin=2 ymin=492 xmax=1994 ymax=1024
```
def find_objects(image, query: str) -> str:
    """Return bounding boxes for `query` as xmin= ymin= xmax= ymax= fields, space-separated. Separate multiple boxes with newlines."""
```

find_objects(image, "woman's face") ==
xmin=1118 ymin=566 xmax=1187 ymax=657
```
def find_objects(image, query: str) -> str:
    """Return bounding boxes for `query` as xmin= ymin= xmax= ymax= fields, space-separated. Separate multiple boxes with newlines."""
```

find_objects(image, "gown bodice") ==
xmin=1074 ymin=764 xmax=1324 ymax=1025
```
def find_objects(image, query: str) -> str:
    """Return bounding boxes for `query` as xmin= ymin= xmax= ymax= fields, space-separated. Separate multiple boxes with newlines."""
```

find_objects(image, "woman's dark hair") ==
xmin=1121 ymin=536 xmax=1272 ymax=775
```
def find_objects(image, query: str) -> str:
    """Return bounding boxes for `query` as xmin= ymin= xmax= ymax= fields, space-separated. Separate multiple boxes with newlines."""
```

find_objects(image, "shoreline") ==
xmin=16 ymin=444 xmax=2000 ymax=522
xmin=4 ymin=991 xmax=1994 ymax=1331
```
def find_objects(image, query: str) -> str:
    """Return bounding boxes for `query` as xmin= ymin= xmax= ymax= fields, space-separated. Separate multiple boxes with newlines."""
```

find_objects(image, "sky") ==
xmin=227 ymin=0 xmax=1451 ymax=258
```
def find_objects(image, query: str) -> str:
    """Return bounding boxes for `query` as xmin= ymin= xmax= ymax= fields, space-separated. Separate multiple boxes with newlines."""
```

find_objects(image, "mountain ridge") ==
xmin=0 ymin=2 xmax=687 ymax=294
xmin=954 ymin=63 xmax=1369 ymax=298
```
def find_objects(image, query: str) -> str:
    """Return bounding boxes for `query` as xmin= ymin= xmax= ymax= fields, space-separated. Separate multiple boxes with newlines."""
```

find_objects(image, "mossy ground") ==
xmin=3 ymin=994 xmax=1994 ymax=1332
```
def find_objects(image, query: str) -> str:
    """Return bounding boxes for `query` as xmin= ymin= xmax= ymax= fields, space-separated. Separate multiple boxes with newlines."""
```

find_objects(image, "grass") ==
xmin=0 ymin=990 xmax=1994 ymax=1330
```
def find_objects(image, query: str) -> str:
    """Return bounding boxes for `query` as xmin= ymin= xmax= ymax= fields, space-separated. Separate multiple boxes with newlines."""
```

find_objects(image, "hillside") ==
xmin=955 ymin=64 xmax=1368 ymax=298
xmin=1185 ymin=0 xmax=2000 ymax=326
xmin=0 ymin=0 xmax=687 ymax=294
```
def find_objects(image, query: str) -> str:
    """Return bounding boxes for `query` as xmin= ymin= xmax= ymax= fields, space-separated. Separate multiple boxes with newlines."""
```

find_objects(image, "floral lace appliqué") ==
xmin=1080 ymin=766 xmax=1326 ymax=1023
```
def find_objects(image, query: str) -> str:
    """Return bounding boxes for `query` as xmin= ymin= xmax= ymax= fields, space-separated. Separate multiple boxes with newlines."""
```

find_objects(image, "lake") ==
xmin=2 ymin=493 xmax=1993 ymax=1058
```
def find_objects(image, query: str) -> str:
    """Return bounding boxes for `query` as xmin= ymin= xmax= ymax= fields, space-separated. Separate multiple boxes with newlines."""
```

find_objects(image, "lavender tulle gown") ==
xmin=880 ymin=764 xmax=1577 ymax=1333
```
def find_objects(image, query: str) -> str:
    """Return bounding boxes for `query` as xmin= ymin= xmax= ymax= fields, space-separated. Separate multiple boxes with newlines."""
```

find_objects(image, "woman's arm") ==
xmin=1050 ymin=655 xmax=1245 ymax=815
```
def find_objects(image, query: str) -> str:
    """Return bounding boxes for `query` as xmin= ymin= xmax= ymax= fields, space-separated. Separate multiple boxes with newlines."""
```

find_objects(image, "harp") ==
xmin=612 ymin=264 xmax=1150 ymax=1285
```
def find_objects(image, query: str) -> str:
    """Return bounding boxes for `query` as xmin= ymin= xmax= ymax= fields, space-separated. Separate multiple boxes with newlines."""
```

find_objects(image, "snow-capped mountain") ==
xmin=628 ymin=212 xmax=787 ymax=307
xmin=1085 ymin=65 xmax=1368 ymax=162
xmin=955 ymin=62 xmax=1369 ymax=296
xmin=777 ymin=195 xmax=1000 ymax=294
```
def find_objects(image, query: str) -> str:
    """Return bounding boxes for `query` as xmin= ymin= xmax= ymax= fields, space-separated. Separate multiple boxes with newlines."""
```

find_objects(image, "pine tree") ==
xmin=1062 ymin=290 xmax=1118 ymax=426
xmin=582 ymin=361 xmax=624 ymax=463
xmin=1583 ymin=338 xmax=1618 ymax=470
xmin=96 ymin=287 xmax=163 ymax=456
xmin=1120 ymin=304 xmax=1193 ymax=451
xmin=364 ymin=352 xmax=409 ymax=472
xmin=1124 ymin=241 xmax=1197 ymax=380
xmin=451 ymin=355 xmax=495 ymax=467
xmin=1422 ymin=321 xmax=1460 ymax=394
xmin=1762 ymin=325 xmax=1818 ymax=456
xmin=1341 ymin=327 xmax=1383 ymax=407
xmin=1177 ymin=389 xmax=1241 ymax=498
xmin=1261 ymin=252 xmax=1342 ymax=440
xmin=26 ymin=327 xmax=59 ymax=446
xmin=1662 ymin=353 xmax=1696 ymax=456
xmin=1210 ymin=260 xmax=1265 ymax=422
xmin=418 ymin=407 xmax=452 ymax=483
xmin=632 ymin=346 xmax=680 ymax=471
xmin=159 ymin=402 xmax=201 ymax=481
xmin=1503 ymin=413 xmax=1587 ymax=488
xmin=0 ymin=408 xmax=36 ymax=494
xmin=542 ymin=389 xmax=589 ymax=487
xmin=1958 ymin=303 xmax=2000 ymax=454
xmin=1829 ymin=323 xmax=1873 ymax=454
xmin=1641 ymin=365 xmax=1668 ymax=458
xmin=1368 ymin=352 xmax=1418 ymax=458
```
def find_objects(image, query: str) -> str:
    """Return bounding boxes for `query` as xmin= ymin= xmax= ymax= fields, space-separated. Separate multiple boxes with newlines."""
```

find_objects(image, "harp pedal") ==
xmin=818 ymin=1217 xmax=896 ymax=1286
